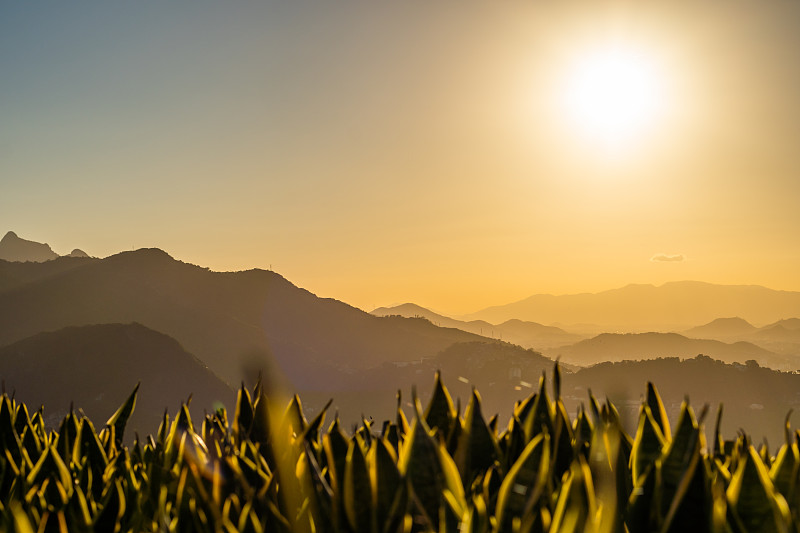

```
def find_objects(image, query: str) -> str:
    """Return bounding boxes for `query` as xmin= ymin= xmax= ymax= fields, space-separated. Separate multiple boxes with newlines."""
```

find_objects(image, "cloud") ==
xmin=651 ymin=253 xmax=685 ymax=262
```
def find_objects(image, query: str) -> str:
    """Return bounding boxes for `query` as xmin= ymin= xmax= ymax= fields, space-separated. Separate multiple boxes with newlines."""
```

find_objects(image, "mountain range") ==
xmin=0 ymin=247 xmax=495 ymax=393
xmin=374 ymin=303 xmax=800 ymax=370
xmin=2 ymin=230 xmax=800 ymax=442
xmin=547 ymin=331 xmax=789 ymax=369
xmin=0 ymin=244 xmax=552 ymax=430
xmin=463 ymin=281 xmax=800 ymax=329
xmin=371 ymin=303 xmax=584 ymax=351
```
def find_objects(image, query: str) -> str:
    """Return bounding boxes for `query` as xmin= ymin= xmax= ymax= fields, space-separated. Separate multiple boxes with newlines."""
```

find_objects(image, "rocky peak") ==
xmin=0 ymin=231 xmax=59 ymax=263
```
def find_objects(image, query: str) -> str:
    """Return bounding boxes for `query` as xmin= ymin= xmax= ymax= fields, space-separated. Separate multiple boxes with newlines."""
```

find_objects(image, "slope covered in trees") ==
xmin=0 ymin=323 xmax=233 ymax=437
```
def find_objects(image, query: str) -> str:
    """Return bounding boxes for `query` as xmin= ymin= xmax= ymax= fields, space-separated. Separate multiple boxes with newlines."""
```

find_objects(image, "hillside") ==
xmin=0 ymin=255 xmax=95 ymax=292
xmin=0 ymin=323 xmax=233 ymax=437
xmin=300 ymin=340 xmax=564 ymax=428
xmin=464 ymin=281 xmax=800 ymax=329
xmin=546 ymin=331 xmax=788 ymax=369
xmin=562 ymin=355 xmax=800 ymax=444
xmin=305 ymin=349 xmax=800 ymax=445
xmin=372 ymin=303 xmax=583 ymax=350
xmin=0 ymin=249 xmax=493 ymax=392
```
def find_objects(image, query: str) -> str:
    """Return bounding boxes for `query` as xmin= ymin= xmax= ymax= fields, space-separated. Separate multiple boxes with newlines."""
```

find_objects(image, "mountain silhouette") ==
xmin=463 ymin=281 xmax=800 ymax=329
xmin=764 ymin=318 xmax=800 ymax=330
xmin=547 ymin=331 xmax=786 ymax=369
xmin=752 ymin=324 xmax=800 ymax=343
xmin=0 ymin=323 xmax=233 ymax=438
xmin=0 ymin=231 xmax=59 ymax=262
xmin=0 ymin=249 xmax=492 ymax=394
xmin=683 ymin=317 xmax=759 ymax=339
xmin=680 ymin=316 xmax=800 ymax=358
xmin=372 ymin=303 xmax=584 ymax=350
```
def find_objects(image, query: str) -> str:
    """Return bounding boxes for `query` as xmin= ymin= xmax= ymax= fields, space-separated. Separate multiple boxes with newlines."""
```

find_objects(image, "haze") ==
xmin=3 ymin=1 xmax=799 ymax=314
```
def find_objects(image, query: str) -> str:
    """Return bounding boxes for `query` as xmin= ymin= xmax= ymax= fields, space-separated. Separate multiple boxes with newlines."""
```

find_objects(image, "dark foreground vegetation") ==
xmin=0 ymin=369 xmax=798 ymax=533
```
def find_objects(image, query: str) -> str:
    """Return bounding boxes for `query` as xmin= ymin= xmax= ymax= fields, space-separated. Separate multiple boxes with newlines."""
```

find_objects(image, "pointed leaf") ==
xmin=105 ymin=383 xmax=139 ymax=445
xmin=647 ymin=382 xmax=671 ymax=441
xmin=631 ymin=405 xmax=666 ymax=485
xmin=344 ymin=439 xmax=374 ymax=532
xmin=424 ymin=371 xmax=456 ymax=436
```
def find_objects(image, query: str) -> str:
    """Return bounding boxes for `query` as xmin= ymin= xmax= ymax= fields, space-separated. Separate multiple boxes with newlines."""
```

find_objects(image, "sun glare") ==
xmin=561 ymin=45 xmax=667 ymax=154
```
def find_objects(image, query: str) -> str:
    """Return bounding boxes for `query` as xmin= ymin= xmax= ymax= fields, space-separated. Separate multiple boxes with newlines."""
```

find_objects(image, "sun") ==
xmin=560 ymin=44 xmax=667 ymax=154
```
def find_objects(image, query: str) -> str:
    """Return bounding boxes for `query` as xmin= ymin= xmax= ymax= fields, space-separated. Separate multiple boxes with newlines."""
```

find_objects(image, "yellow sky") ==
xmin=2 ymin=1 xmax=799 ymax=314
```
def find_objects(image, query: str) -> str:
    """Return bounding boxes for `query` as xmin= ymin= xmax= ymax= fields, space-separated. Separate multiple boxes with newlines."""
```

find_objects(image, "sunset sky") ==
xmin=2 ymin=1 xmax=799 ymax=314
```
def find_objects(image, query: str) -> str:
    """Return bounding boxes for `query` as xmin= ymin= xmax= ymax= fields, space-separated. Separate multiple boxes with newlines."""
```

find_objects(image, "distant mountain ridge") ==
xmin=373 ymin=304 xmax=800 ymax=370
xmin=767 ymin=318 xmax=800 ymax=330
xmin=683 ymin=317 xmax=758 ymax=339
xmin=682 ymin=316 xmax=800 ymax=358
xmin=463 ymin=281 xmax=800 ymax=329
xmin=372 ymin=303 xmax=584 ymax=350
xmin=546 ymin=331 xmax=787 ymax=369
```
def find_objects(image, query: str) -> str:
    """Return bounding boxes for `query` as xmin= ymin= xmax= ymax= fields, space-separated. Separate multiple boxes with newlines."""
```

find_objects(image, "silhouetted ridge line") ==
xmin=463 ymin=280 xmax=800 ymax=328
xmin=0 ymin=249 xmax=518 ymax=402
